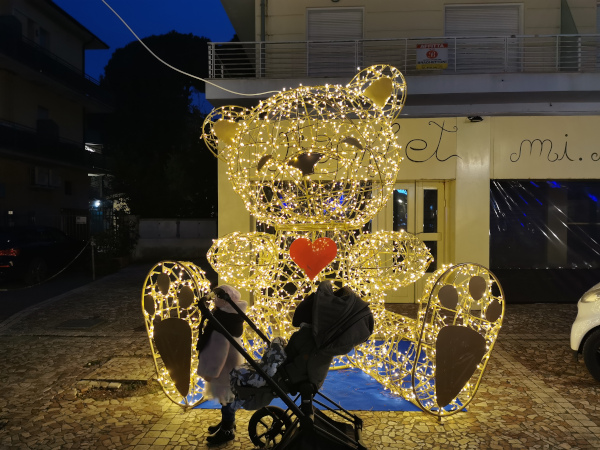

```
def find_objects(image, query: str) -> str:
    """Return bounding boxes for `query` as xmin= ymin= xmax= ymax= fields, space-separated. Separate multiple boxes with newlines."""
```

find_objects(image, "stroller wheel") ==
xmin=248 ymin=406 xmax=292 ymax=448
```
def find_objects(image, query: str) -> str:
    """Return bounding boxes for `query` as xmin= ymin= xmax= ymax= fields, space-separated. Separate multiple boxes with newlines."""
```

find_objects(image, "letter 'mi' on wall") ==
xmin=492 ymin=116 xmax=600 ymax=179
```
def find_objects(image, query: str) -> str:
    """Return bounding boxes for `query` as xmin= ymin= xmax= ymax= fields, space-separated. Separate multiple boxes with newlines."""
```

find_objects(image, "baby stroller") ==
xmin=197 ymin=281 xmax=374 ymax=449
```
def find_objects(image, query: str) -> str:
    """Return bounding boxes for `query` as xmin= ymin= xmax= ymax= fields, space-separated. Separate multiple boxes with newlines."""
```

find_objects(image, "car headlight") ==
xmin=581 ymin=290 xmax=600 ymax=303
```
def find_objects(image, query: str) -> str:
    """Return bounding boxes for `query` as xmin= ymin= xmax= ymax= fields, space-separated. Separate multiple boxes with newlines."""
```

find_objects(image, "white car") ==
xmin=571 ymin=282 xmax=600 ymax=381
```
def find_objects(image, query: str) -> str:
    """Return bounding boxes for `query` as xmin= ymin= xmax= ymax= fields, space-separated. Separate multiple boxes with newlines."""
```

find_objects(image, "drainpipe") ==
xmin=260 ymin=0 xmax=266 ymax=42
xmin=260 ymin=0 xmax=265 ymax=77
xmin=559 ymin=0 xmax=579 ymax=71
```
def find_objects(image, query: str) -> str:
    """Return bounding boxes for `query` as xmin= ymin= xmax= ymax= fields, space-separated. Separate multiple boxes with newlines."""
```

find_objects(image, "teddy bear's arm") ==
xmin=347 ymin=230 xmax=433 ymax=293
xmin=207 ymin=231 xmax=278 ymax=291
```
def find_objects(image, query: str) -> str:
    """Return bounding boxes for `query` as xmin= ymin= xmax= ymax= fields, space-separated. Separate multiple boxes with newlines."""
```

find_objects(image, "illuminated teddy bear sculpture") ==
xmin=142 ymin=65 xmax=504 ymax=418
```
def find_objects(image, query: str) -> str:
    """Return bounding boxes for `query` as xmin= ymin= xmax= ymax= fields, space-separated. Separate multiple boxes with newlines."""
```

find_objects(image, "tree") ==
xmin=101 ymin=31 xmax=217 ymax=218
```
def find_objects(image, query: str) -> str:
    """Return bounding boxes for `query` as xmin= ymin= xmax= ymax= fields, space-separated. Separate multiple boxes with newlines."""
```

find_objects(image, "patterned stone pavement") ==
xmin=1 ymin=264 xmax=599 ymax=449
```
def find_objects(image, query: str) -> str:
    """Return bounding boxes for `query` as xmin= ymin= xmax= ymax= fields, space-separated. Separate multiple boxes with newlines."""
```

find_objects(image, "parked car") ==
xmin=0 ymin=226 xmax=86 ymax=285
xmin=571 ymin=281 xmax=600 ymax=381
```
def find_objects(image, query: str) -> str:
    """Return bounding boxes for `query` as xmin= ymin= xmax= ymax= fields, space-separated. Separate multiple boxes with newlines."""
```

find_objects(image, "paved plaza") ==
xmin=1 ymin=264 xmax=599 ymax=449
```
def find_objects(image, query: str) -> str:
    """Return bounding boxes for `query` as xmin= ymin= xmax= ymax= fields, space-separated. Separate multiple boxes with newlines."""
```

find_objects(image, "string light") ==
xmin=142 ymin=261 xmax=211 ymax=408
xmin=142 ymin=65 xmax=505 ymax=418
xmin=101 ymin=0 xmax=280 ymax=98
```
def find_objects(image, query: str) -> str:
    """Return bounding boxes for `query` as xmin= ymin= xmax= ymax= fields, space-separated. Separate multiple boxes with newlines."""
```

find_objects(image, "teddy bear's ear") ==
xmin=348 ymin=65 xmax=407 ymax=120
xmin=212 ymin=120 xmax=241 ymax=146
xmin=202 ymin=105 xmax=249 ymax=160
xmin=363 ymin=77 xmax=394 ymax=108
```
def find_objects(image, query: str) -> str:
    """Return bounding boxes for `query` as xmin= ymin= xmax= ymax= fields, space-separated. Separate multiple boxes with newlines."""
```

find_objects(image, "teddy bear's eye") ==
xmin=340 ymin=137 xmax=363 ymax=150
xmin=287 ymin=153 xmax=324 ymax=176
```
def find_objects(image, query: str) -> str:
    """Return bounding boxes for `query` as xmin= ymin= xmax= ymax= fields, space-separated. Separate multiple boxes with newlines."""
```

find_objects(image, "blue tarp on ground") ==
xmin=195 ymin=367 xmax=420 ymax=412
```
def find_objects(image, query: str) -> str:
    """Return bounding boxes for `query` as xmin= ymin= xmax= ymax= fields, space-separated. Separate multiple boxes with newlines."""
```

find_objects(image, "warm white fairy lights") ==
xmin=142 ymin=261 xmax=211 ymax=408
xmin=143 ymin=65 xmax=505 ymax=417
xmin=202 ymin=65 xmax=406 ymax=230
xmin=349 ymin=263 xmax=504 ymax=417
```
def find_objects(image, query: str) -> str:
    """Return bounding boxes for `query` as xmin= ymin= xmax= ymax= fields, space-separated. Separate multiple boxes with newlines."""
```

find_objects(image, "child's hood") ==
xmin=214 ymin=285 xmax=248 ymax=313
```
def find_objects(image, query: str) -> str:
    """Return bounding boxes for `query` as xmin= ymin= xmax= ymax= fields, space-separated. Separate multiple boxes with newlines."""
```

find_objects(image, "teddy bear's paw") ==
xmin=412 ymin=263 xmax=504 ymax=413
xmin=142 ymin=261 xmax=211 ymax=407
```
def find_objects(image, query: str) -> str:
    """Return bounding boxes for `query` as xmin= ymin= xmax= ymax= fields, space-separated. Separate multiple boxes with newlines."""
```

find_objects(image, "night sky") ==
xmin=53 ymin=0 xmax=235 ymax=82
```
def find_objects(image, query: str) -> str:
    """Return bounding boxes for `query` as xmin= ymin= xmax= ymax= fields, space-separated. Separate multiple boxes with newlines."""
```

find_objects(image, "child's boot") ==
xmin=207 ymin=421 xmax=236 ymax=434
xmin=206 ymin=421 xmax=235 ymax=445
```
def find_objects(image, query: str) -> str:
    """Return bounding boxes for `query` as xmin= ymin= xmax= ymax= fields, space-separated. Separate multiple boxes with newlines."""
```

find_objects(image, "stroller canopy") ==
xmin=310 ymin=281 xmax=374 ymax=357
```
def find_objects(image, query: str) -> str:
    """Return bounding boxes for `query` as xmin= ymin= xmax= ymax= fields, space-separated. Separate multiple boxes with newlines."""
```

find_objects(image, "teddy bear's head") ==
xmin=203 ymin=65 xmax=406 ymax=230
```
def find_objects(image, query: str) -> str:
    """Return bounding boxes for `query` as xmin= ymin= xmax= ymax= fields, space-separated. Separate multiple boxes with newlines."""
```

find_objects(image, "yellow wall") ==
xmin=454 ymin=118 xmax=491 ymax=266
xmin=260 ymin=0 xmax=590 ymax=41
xmin=217 ymin=159 xmax=252 ymax=237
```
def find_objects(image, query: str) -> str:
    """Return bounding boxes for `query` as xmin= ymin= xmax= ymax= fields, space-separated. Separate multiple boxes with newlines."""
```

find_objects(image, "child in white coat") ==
xmin=197 ymin=285 xmax=247 ymax=445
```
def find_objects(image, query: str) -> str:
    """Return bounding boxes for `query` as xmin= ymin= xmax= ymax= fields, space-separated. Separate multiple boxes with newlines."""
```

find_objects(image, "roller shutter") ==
xmin=307 ymin=8 xmax=363 ymax=77
xmin=444 ymin=5 xmax=521 ymax=72
xmin=445 ymin=5 xmax=521 ymax=36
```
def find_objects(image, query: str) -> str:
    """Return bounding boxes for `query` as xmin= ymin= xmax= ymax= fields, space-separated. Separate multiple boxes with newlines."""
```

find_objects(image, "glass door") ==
xmin=373 ymin=181 xmax=446 ymax=303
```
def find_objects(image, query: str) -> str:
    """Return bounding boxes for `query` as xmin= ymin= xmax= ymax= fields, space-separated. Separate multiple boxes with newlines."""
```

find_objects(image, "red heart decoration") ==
xmin=290 ymin=237 xmax=337 ymax=280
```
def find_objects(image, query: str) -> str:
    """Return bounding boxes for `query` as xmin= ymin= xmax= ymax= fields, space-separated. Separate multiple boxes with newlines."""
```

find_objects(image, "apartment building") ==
xmin=0 ymin=0 xmax=112 ymax=237
xmin=206 ymin=0 xmax=600 ymax=303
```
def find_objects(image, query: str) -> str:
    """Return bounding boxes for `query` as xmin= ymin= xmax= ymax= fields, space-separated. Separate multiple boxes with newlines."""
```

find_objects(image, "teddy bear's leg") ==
xmin=142 ymin=261 xmax=211 ymax=408
xmin=349 ymin=263 xmax=504 ymax=417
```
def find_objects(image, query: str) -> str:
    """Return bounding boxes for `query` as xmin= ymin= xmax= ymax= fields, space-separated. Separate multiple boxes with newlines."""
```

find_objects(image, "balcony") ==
xmin=206 ymin=34 xmax=600 ymax=116
xmin=0 ymin=120 xmax=111 ymax=172
xmin=209 ymin=34 xmax=600 ymax=78
xmin=0 ymin=24 xmax=113 ymax=109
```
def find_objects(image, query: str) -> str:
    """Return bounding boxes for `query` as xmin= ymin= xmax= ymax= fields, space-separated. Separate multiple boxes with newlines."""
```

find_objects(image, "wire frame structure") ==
xmin=207 ymin=228 xmax=434 ymax=365
xmin=350 ymin=263 xmax=505 ymax=418
xmin=142 ymin=65 xmax=505 ymax=417
xmin=202 ymin=65 xmax=406 ymax=230
xmin=142 ymin=261 xmax=211 ymax=408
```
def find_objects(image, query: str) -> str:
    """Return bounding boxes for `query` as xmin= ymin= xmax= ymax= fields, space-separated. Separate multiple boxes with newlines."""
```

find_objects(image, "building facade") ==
xmin=0 ymin=0 xmax=112 ymax=238
xmin=206 ymin=0 xmax=600 ymax=302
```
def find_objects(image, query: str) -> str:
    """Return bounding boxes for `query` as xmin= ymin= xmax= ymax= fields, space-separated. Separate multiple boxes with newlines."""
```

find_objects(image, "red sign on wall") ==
xmin=417 ymin=43 xmax=448 ymax=70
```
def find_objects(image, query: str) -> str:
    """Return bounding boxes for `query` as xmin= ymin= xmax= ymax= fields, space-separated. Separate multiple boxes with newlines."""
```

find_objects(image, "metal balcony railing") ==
xmin=0 ymin=120 xmax=111 ymax=172
xmin=208 ymin=34 xmax=600 ymax=79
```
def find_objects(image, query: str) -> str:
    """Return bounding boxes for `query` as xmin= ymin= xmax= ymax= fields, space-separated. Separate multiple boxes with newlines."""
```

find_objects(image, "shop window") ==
xmin=490 ymin=180 xmax=600 ymax=270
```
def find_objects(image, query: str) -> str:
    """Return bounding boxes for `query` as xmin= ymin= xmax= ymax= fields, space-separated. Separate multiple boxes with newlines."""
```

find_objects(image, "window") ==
xmin=490 ymin=180 xmax=600 ymax=270
xmin=39 ymin=27 xmax=50 ymax=49
xmin=307 ymin=8 xmax=363 ymax=77
xmin=444 ymin=4 xmax=521 ymax=72
xmin=37 ymin=106 xmax=49 ymax=120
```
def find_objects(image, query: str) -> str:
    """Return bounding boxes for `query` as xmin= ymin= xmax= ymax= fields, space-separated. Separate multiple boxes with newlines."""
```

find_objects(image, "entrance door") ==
xmin=372 ymin=181 xmax=446 ymax=303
